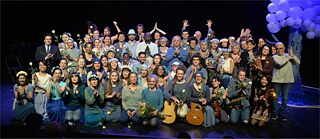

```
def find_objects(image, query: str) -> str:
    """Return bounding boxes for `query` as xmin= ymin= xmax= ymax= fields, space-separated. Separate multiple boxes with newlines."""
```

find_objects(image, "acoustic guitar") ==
xmin=186 ymin=102 xmax=204 ymax=126
xmin=162 ymin=100 xmax=177 ymax=124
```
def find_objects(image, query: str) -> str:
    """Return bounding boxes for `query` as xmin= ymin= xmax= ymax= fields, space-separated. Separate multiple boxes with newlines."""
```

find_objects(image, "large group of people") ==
xmin=12 ymin=19 xmax=300 ymax=130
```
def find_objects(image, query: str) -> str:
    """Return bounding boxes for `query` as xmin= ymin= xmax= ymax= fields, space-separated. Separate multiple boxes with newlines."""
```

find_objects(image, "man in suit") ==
xmin=35 ymin=33 xmax=61 ymax=73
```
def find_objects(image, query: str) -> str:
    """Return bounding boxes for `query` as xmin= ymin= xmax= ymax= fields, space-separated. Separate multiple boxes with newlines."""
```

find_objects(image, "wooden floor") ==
xmin=1 ymin=84 xmax=319 ymax=138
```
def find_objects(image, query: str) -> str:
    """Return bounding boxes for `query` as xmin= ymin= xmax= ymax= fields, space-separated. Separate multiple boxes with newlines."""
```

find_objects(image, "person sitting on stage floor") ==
xmin=164 ymin=65 xmax=190 ymax=118
xmin=46 ymin=67 xmax=67 ymax=124
xmin=187 ymin=71 xmax=214 ymax=127
xmin=120 ymin=72 xmax=143 ymax=125
xmin=13 ymin=71 xmax=35 ymax=122
xmin=62 ymin=71 xmax=86 ymax=127
xmin=209 ymin=75 xmax=230 ymax=124
xmin=251 ymin=75 xmax=276 ymax=127
xmin=103 ymin=71 xmax=123 ymax=123
xmin=141 ymin=74 xmax=164 ymax=127
xmin=84 ymin=74 xmax=106 ymax=128
xmin=226 ymin=67 xmax=251 ymax=124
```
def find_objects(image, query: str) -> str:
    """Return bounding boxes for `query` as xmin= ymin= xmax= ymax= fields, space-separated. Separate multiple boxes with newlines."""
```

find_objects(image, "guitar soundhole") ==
xmin=195 ymin=105 xmax=200 ymax=110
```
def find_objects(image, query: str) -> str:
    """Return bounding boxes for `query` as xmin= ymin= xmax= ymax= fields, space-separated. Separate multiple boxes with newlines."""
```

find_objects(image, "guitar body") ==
xmin=186 ymin=102 xmax=204 ymax=126
xmin=162 ymin=100 xmax=177 ymax=124
xmin=213 ymin=100 xmax=221 ymax=119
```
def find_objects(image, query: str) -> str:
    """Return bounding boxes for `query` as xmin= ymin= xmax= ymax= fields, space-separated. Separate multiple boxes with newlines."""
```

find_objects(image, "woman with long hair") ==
xmin=103 ymin=71 xmax=123 ymax=122
xmin=153 ymin=65 xmax=168 ymax=92
xmin=62 ymin=71 xmax=86 ymax=127
xmin=13 ymin=71 xmax=35 ymax=122
xmin=76 ymin=58 xmax=88 ymax=86
xmin=251 ymin=75 xmax=276 ymax=127
xmin=46 ymin=67 xmax=67 ymax=124
xmin=120 ymin=72 xmax=143 ymax=125
xmin=120 ymin=66 xmax=131 ymax=87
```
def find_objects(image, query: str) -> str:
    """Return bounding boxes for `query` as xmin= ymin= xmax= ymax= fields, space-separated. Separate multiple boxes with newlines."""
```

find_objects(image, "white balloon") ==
xmin=280 ymin=19 xmax=287 ymax=27
xmin=301 ymin=8 xmax=317 ymax=20
xmin=266 ymin=13 xmax=277 ymax=22
xmin=307 ymin=22 xmax=316 ymax=31
xmin=286 ymin=17 xmax=295 ymax=26
xmin=268 ymin=3 xmax=279 ymax=13
xmin=288 ymin=6 xmax=303 ymax=18
xmin=275 ymin=10 xmax=288 ymax=21
xmin=303 ymin=19 xmax=311 ymax=27
xmin=306 ymin=31 xmax=315 ymax=39
xmin=267 ymin=22 xmax=281 ymax=33
xmin=313 ymin=16 xmax=320 ymax=24
xmin=294 ymin=18 xmax=303 ymax=25
xmin=278 ymin=0 xmax=290 ymax=12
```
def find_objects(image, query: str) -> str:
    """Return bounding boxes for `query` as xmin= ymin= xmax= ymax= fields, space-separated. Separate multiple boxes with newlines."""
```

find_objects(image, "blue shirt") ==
xmin=165 ymin=46 xmax=187 ymax=71
xmin=142 ymin=88 xmax=164 ymax=111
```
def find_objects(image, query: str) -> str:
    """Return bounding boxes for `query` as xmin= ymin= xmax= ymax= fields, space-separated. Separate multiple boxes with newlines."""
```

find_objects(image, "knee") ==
xmin=149 ymin=118 xmax=159 ymax=127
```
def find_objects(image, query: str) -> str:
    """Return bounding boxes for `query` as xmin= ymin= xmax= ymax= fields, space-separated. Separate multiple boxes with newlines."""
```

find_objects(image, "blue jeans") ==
xmin=221 ymin=75 xmax=231 ymax=89
xmin=272 ymin=83 xmax=291 ymax=117
xmin=230 ymin=107 xmax=250 ymax=124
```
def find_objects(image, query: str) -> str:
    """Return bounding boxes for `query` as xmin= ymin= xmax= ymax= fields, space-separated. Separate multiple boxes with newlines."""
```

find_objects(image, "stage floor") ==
xmin=1 ymin=84 xmax=319 ymax=138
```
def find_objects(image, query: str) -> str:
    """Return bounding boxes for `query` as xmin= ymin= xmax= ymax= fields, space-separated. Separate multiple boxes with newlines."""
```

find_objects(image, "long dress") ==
xmin=46 ymin=81 xmax=67 ymax=124
xmin=103 ymin=83 xmax=123 ymax=122
xmin=251 ymin=88 xmax=273 ymax=122
xmin=13 ymin=84 xmax=35 ymax=121
xmin=84 ymin=85 xmax=106 ymax=127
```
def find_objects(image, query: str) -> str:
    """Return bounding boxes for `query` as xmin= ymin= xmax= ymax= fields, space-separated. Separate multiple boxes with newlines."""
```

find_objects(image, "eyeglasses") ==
xmin=276 ymin=47 xmax=284 ymax=50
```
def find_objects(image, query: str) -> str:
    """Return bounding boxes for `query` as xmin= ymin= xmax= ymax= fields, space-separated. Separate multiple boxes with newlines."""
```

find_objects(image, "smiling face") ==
xmin=211 ymin=79 xmax=220 ymax=88
xmin=90 ymin=78 xmax=98 ymax=87
xmin=276 ymin=43 xmax=285 ymax=55
xmin=110 ymin=72 xmax=118 ymax=82
xmin=148 ymin=77 xmax=157 ymax=89
xmin=18 ymin=75 xmax=27 ymax=85
xmin=71 ymin=74 xmax=79 ymax=84
xmin=44 ymin=36 xmax=52 ymax=46
xmin=78 ymin=58 xmax=85 ymax=68
xmin=260 ymin=76 xmax=268 ymax=87
xmin=129 ymin=73 xmax=138 ymax=84
xmin=176 ymin=69 xmax=185 ymax=81
xmin=38 ymin=61 xmax=47 ymax=72
xmin=195 ymin=73 xmax=203 ymax=84
xmin=238 ymin=71 xmax=246 ymax=82
xmin=262 ymin=46 xmax=270 ymax=56
xmin=53 ymin=69 xmax=62 ymax=80
xmin=101 ymin=57 xmax=108 ymax=67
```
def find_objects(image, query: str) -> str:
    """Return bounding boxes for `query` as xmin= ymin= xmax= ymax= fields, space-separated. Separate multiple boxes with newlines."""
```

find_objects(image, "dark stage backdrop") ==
xmin=2 ymin=1 xmax=319 ymax=87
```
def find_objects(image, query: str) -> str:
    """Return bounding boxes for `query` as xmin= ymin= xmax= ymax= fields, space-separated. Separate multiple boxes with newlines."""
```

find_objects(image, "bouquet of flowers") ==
xmin=136 ymin=102 xmax=164 ymax=119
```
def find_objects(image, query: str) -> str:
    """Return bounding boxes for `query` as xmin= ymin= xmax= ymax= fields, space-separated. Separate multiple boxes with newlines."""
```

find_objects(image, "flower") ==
xmin=52 ymin=30 xmax=55 ymax=34
xmin=29 ymin=62 xmax=32 ymax=66
xmin=90 ymin=26 xmax=93 ymax=29
xmin=182 ymin=89 xmax=185 ymax=93
xmin=116 ymin=49 xmax=119 ymax=52
xmin=77 ymin=34 xmax=80 ymax=37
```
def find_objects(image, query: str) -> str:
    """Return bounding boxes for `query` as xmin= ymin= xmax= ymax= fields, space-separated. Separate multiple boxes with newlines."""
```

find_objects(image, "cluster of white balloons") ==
xmin=266 ymin=0 xmax=320 ymax=39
